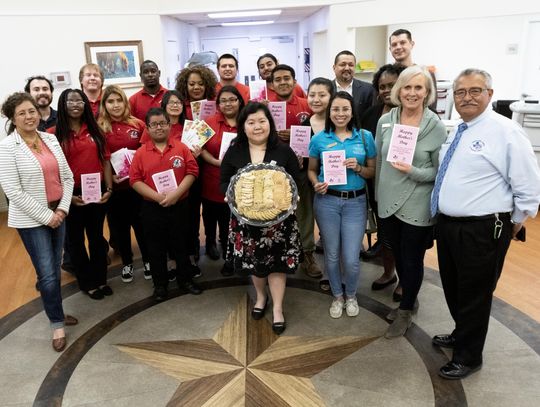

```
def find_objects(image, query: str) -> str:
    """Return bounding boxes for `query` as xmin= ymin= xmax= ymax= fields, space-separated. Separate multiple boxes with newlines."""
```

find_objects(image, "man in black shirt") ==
xmin=24 ymin=75 xmax=57 ymax=131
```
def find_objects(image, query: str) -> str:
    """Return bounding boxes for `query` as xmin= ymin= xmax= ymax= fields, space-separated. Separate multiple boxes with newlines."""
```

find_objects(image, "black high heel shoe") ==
xmin=272 ymin=315 xmax=286 ymax=335
xmin=251 ymin=298 xmax=268 ymax=320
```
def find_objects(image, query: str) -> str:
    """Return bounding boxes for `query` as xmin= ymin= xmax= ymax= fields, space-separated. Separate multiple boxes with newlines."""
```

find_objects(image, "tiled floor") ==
xmin=1 ymin=254 xmax=539 ymax=406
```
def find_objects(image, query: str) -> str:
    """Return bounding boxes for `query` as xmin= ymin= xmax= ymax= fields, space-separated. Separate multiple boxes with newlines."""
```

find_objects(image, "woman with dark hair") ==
xmin=0 ymin=92 xmax=76 ymax=352
xmin=360 ymin=63 xmax=405 ymax=300
xmin=53 ymin=88 xmax=113 ymax=300
xmin=308 ymin=91 xmax=376 ymax=319
xmin=98 ymin=85 xmax=149 ymax=283
xmin=140 ymin=90 xmax=186 ymax=144
xmin=200 ymin=86 xmax=245 ymax=273
xmin=220 ymin=102 xmax=302 ymax=334
xmin=174 ymin=66 xmax=218 ymax=269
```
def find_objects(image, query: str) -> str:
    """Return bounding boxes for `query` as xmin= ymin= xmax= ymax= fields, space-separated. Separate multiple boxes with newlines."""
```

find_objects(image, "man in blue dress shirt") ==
xmin=432 ymin=68 xmax=540 ymax=379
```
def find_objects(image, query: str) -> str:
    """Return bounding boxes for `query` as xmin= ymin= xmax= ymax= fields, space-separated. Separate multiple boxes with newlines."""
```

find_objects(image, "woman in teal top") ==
xmin=375 ymin=65 xmax=447 ymax=338
xmin=308 ymin=91 xmax=376 ymax=319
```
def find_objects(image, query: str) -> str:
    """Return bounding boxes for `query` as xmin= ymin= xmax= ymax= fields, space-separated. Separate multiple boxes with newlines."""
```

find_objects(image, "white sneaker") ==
xmin=345 ymin=297 xmax=360 ymax=317
xmin=121 ymin=264 xmax=134 ymax=283
xmin=143 ymin=262 xmax=152 ymax=280
xmin=329 ymin=298 xmax=345 ymax=319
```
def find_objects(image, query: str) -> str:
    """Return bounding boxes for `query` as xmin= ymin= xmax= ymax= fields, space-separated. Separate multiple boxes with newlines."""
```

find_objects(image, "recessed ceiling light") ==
xmin=209 ymin=10 xmax=281 ymax=19
xmin=221 ymin=20 xmax=275 ymax=27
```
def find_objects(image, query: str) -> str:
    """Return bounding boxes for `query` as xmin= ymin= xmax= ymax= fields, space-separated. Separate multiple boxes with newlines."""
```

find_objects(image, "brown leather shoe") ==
xmin=303 ymin=251 xmax=323 ymax=278
xmin=52 ymin=336 xmax=66 ymax=352
xmin=64 ymin=315 xmax=78 ymax=326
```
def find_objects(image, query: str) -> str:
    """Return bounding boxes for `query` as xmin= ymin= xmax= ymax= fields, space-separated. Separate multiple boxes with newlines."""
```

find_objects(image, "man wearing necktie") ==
xmin=431 ymin=68 xmax=540 ymax=379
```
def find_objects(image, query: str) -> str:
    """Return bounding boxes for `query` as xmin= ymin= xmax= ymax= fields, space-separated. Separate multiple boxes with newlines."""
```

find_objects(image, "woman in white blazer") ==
xmin=0 ymin=92 xmax=77 ymax=352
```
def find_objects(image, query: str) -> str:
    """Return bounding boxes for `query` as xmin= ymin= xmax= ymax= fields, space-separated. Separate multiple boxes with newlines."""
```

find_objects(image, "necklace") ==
xmin=23 ymin=134 xmax=42 ymax=153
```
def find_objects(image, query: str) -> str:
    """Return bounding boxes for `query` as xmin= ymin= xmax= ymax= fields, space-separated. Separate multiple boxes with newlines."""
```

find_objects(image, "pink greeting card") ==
xmin=322 ymin=150 xmax=347 ymax=186
xmin=190 ymin=99 xmax=206 ymax=121
xmin=152 ymin=169 xmax=178 ymax=194
xmin=386 ymin=124 xmax=419 ymax=165
xmin=289 ymin=125 xmax=311 ymax=157
xmin=199 ymin=100 xmax=217 ymax=121
xmin=268 ymin=102 xmax=287 ymax=131
xmin=110 ymin=148 xmax=131 ymax=181
xmin=81 ymin=173 xmax=101 ymax=203
xmin=219 ymin=132 xmax=237 ymax=160
xmin=249 ymin=80 xmax=267 ymax=101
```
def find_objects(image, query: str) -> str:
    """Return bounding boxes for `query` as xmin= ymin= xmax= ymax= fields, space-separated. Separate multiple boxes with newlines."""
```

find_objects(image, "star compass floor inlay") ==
xmin=117 ymin=295 xmax=378 ymax=406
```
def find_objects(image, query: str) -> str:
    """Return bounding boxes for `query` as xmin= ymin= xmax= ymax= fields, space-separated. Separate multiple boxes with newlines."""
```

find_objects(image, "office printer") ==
xmin=511 ymin=100 xmax=540 ymax=151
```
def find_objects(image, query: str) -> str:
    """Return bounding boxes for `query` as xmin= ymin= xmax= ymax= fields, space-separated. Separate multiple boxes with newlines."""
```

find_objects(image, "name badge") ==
xmin=326 ymin=142 xmax=338 ymax=148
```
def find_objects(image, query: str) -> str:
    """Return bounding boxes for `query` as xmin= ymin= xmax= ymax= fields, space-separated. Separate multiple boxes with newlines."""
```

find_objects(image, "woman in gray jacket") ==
xmin=375 ymin=66 xmax=447 ymax=338
xmin=0 ymin=92 xmax=76 ymax=352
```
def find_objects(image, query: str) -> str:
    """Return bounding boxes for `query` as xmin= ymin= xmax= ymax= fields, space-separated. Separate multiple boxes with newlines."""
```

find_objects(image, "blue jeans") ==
xmin=18 ymin=223 xmax=66 ymax=329
xmin=314 ymin=193 xmax=367 ymax=297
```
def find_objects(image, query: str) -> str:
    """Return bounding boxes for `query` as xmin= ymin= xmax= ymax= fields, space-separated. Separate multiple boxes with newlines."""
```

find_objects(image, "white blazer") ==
xmin=0 ymin=130 xmax=74 ymax=228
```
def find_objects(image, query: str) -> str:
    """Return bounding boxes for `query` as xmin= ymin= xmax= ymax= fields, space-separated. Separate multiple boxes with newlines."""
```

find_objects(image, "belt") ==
xmin=48 ymin=200 xmax=60 ymax=211
xmin=326 ymin=188 xmax=365 ymax=199
xmin=438 ymin=212 xmax=510 ymax=222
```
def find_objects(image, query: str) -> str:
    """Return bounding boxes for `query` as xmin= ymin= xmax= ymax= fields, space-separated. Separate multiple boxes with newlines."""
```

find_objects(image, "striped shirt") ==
xmin=0 ymin=130 xmax=74 ymax=228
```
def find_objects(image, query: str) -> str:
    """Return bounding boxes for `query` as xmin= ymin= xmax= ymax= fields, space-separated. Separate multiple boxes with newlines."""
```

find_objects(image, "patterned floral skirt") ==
xmin=226 ymin=214 xmax=303 ymax=278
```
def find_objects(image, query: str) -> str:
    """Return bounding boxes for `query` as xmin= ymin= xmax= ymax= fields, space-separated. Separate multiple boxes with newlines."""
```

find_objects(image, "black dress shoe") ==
xmin=251 ymin=298 xmax=268 ymax=320
xmin=220 ymin=262 xmax=234 ymax=277
xmin=99 ymin=285 xmax=113 ymax=296
xmin=438 ymin=361 xmax=482 ymax=380
xmin=85 ymin=288 xmax=104 ymax=300
xmin=432 ymin=334 xmax=456 ymax=348
xmin=153 ymin=286 xmax=168 ymax=302
xmin=361 ymin=241 xmax=383 ymax=259
xmin=371 ymin=275 xmax=398 ymax=290
xmin=182 ymin=280 xmax=203 ymax=295
xmin=206 ymin=243 xmax=220 ymax=260
xmin=392 ymin=285 xmax=402 ymax=302
xmin=272 ymin=319 xmax=286 ymax=335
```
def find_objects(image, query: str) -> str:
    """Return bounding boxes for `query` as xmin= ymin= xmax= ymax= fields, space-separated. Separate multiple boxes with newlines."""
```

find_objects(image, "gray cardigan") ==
xmin=375 ymin=107 xmax=447 ymax=226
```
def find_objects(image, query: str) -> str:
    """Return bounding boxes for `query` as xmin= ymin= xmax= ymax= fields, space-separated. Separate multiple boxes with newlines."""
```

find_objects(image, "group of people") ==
xmin=1 ymin=29 xmax=539 ymax=381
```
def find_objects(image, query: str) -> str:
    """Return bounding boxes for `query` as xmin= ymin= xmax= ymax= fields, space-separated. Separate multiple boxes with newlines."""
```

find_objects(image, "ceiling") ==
xmin=171 ymin=6 xmax=323 ymax=27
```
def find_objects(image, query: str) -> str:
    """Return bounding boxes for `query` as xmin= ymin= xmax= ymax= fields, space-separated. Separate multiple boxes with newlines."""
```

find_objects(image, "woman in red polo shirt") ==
xmin=54 ymin=89 xmax=113 ymax=300
xmin=139 ymin=90 xmax=186 ymax=144
xmin=174 ymin=66 xmax=218 ymax=268
xmin=200 ymin=86 xmax=245 ymax=273
xmin=98 ymin=85 xmax=150 ymax=284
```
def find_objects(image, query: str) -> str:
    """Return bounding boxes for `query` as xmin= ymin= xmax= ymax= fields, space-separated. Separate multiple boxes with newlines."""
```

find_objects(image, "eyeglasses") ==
xmin=453 ymin=87 xmax=488 ymax=99
xmin=66 ymin=100 xmax=85 ymax=106
xmin=148 ymin=121 xmax=170 ymax=129
xmin=219 ymin=97 xmax=239 ymax=105
xmin=330 ymin=107 xmax=352 ymax=114
xmin=167 ymin=101 xmax=182 ymax=106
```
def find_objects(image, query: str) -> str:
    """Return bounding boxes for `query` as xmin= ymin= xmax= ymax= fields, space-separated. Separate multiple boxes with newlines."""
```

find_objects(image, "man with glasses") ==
xmin=215 ymin=54 xmax=250 ymax=103
xmin=431 ymin=68 xmax=540 ymax=379
xmin=129 ymin=60 xmax=168 ymax=121
xmin=130 ymin=107 xmax=202 ymax=301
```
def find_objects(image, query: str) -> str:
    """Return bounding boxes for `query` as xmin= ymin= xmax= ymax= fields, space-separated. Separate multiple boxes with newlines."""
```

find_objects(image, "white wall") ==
xmin=298 ymin=6 xmax=330 ymax=80
xmin=0 ymin=14 xmax=165 ymax=107
xmin=386 ymin=14 xmax=540 ymax=100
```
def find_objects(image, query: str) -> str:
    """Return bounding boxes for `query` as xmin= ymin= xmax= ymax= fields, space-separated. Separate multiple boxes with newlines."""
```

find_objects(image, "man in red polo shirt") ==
xmin=79 ymin=63 xmax=103 ymax=117
xmin=130 ymin=107 xmax=202 ymax=301
xmin=215 ymin=53 xmax=250 ymax=104
xmin=129 ymin=60 xmax=168 ymax=121
xmin=268 ymin=64 xmax=321 ymax=280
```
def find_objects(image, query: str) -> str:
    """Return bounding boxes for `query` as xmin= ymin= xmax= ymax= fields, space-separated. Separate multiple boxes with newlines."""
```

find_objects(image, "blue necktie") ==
xmin=430 ymin=122 xmax=468 ymax=217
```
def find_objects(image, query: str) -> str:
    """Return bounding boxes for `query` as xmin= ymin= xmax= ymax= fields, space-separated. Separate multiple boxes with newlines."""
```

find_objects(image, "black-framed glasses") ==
xmin=66 ymin=100 xmax=85 ymax=106
xmin=167 ymin=101 xmax=182 ymax=106
xmin=219 ymin=97 xmax=239 ymax=105
xmin=453 ymin=87 xmax=488 ymax=99
xmin=148 ymin=121 xmax=170 ymax=129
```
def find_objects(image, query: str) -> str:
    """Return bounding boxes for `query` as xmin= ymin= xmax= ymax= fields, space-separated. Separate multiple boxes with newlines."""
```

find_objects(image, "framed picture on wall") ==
xmin=84 ymin=40 xmax=144 ymax=88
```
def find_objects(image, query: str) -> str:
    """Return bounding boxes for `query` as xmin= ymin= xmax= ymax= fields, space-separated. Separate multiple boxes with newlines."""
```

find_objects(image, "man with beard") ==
xmin=129 ymin=60 xmax=168 ymax=122
xmin=332 ymin=50 xmax=375 ymax=119
xmin=24 ymin=76 xmax=57 ymax=131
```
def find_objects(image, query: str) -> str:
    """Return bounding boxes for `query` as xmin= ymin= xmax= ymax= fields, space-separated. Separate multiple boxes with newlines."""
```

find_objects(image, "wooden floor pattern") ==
xmin=117 ymin=295 xmax=377 ymax=406
xmin=1 ymin=212 xmax=539 ymax=323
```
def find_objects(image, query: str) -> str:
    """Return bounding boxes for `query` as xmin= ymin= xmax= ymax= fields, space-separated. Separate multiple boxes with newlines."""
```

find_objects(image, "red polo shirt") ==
xmin=105 ymin=119 xmax=146 ymax=153
xmin=129 ymin=138 xmax=198 ymax=200
xmin=202 ymin=112 xmax=237 ymax=202
xmin=129 ymin=85 xmax=168 ymax=121
xmin=87 ymin=93 xmax=102 ymax=117
xmin=54 ymin=123 xmax=110 ymax=188
xmin=140 ymin=122 xmax=183 ymax=144
xmin=268 ymin=94 xmax=312 ymax=128
xmin=267 ymin=83 xmax=306 ymax=101
xmin=215 ymin=82 xmax=250 ymax=104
